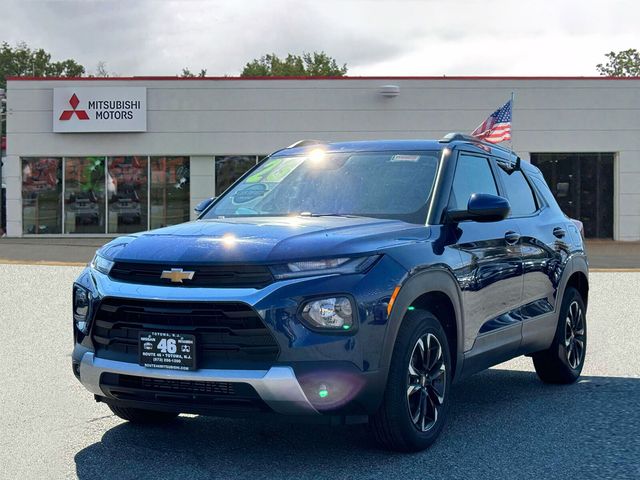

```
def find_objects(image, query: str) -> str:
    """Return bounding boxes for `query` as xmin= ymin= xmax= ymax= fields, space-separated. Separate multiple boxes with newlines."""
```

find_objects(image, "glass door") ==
xmin=531 ymin=153 xmax=614 ymax=238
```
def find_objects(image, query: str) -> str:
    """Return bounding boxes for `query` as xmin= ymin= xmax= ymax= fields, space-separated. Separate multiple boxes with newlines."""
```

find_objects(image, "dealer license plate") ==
xmin=139 ymin=331 xmax=196 ymax=371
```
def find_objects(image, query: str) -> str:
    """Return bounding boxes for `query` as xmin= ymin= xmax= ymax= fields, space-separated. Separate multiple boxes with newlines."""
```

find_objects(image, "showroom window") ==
xmin=21 ymin=156 xmax=190 ymax=235
xmin=215 ymin=155 xmax=264 ymax=196
xmin=22 ymin=157 xmax=63 ymax=234
xmin=150 ymin=156 xmax=190 ymax=229
xmin=107 ymin=156 xmax=148 ymax=234
xmin=64 ymin=157 xmax=106 ymax=234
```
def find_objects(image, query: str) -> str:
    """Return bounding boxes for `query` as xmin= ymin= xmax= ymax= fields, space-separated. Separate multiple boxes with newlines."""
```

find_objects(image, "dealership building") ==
xmin=2 ymin=76 xmax=639 ymax=240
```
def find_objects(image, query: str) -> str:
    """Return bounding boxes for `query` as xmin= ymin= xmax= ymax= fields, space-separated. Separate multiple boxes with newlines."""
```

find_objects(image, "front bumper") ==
xmin=78 ymin=351 xmax=319 ymax=416
xmin=73 ymin=254 xmax=407 ymax=416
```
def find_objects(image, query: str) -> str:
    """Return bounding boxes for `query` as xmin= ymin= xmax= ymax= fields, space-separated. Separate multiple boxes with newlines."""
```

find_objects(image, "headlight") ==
xmin=301 ymin=296 xmax=355 ymax=331
xmin=73 ymin=285 xmax=91 ymax=334
xmin=90 ymin=253 xmax=114 ymax=275
xmin=271 ymin=255 xmax=379 ymax=280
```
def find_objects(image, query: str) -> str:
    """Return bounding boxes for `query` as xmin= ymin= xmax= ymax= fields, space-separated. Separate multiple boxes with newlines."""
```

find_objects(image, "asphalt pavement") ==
xmin=0 ymin=265 xmax=638 ymax=479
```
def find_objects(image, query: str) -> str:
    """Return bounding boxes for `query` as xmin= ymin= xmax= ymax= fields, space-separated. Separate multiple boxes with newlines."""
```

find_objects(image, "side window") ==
xmin=448 ymin=154 xmax=498 ymax=210
xmin=497 ymin=167 xmax=537 ymax=216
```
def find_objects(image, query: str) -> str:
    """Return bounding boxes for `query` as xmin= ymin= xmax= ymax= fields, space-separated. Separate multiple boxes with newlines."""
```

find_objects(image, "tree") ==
xmin=0 ymin=41 xmax=85 ymax=89
xmin=180 ymin=68 xmax=207 ymax=78
xmin=240 ymin=52 xmax=347 ymax=77
xmin=93 ymin=61 xmax=109 ymax=78
xmin=86 ymin=61 xmax=119 ymax=78
xmin=596 ymin=49 xmax=640 ymax=77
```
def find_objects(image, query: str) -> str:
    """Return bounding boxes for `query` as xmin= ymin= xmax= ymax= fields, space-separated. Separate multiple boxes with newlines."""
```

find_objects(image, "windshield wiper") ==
xmin=299 ymin=212 xmax=361 ymax=218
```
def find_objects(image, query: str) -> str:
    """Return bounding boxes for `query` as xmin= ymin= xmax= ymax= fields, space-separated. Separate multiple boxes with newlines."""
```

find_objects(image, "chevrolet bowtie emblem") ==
xmin=160 ymin=268 xmax=195 ymax=283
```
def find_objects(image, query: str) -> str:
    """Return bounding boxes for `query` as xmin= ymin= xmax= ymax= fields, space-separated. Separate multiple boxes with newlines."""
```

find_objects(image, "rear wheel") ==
xmin=108 ymin=404 xmax=179 ymax=424
xmin=533 ymin=287 xmax=587 ymax=384
xmin=370 ymin=311 xmax=451 ymax=452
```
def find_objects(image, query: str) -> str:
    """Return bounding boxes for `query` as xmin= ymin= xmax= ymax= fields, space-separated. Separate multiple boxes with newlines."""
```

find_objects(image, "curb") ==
xmin=590 ymin=268 xmax=640 ymax=272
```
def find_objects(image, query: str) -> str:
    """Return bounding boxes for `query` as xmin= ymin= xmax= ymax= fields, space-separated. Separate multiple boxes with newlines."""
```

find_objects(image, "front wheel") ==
xmin=532 ymin=287 xmax=587 ymax=384
xmin=370 ymin=311 xmax=451 ymax=452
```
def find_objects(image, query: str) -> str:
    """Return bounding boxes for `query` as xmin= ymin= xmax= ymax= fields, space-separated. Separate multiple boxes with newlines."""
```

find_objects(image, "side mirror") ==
xmin=194 ymin=197 xmax=216 ymax=215
xmin=447 ymin=193 xmax=511 ymax=223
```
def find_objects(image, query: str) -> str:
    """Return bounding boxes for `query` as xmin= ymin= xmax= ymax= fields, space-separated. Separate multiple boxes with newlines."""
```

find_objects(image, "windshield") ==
xmin=203 ymin=150 xmax=441 ymax=224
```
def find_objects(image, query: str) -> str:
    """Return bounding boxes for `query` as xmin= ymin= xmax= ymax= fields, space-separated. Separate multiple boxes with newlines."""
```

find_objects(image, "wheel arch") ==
xmin=409 ymin=291 xmax=458 ymax=377
xmin=561 ymin=254 xmax=589 ymax=309
xmin=565 ymin=270 xmax=589 ymax=308
xmin=381 ymin=268 xmax=464 ymax=386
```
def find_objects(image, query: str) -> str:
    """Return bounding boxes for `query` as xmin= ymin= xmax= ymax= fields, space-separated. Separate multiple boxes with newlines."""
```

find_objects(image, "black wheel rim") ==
xmin=564 ymin=300 xmax=585 ymax=369
xmin=406 ymin=333 xmax=446 ymax=432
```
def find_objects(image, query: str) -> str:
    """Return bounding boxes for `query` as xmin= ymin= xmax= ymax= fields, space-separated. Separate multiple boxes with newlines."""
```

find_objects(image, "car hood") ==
xmin=101 ymin=216 xmax=431 ymax=264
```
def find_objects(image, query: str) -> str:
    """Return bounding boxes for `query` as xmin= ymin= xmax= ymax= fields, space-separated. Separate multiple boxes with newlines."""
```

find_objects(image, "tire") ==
xmin=533 ymin=287 xmax=587 ymax=384
xmin=370 ymin=311 xmax=452 ymax=452
xmin=108 ymin=404 xmax=179 ymax=424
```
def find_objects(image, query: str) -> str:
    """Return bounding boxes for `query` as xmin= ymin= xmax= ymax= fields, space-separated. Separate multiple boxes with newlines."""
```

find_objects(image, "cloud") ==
xmin=0 ymin=0 xmax=638 ymax=76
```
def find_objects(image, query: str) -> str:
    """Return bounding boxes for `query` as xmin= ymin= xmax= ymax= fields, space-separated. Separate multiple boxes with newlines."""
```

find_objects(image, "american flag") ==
xmin=471 ymin=99 xmax=512 ymax=144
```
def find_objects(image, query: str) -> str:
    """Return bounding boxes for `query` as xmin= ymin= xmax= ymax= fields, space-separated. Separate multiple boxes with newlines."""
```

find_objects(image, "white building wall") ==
xmin=189 ymin=156 xmax=215 ymax=221
xmin=4 ymin=153 xmax=21 ymax=237
xmin=5 ymin=77 xmax=640 ymax=239
xmin=618 ymin=151 xmax=640 ymax=241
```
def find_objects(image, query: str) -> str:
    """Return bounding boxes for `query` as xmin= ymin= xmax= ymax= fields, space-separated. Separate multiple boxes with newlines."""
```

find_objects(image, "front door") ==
xmin=447 ymin=152 xmax=523 ymax=356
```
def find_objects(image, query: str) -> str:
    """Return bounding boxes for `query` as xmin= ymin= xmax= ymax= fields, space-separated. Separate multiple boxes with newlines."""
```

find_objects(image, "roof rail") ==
xmin=440 ymin=131 xmax=516 ymax=154
xmin=286 ymin=139 xmax=325 ymax=149
xmin=439 ymin=132 xmax=480 ymax=143
xmin=440 ymin=131 xmax=520 ymax=168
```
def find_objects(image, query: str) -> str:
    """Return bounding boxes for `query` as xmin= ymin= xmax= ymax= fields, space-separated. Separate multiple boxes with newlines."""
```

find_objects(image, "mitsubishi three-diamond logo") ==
xmin=59 ymin=93 xmax=90 ymax=121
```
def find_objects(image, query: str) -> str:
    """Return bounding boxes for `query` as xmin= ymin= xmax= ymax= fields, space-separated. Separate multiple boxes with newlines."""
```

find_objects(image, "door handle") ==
xmin=553 ymin=227 xmax=566 ymax=239
xmin=504 ymin=231 xmax=520 ymax=245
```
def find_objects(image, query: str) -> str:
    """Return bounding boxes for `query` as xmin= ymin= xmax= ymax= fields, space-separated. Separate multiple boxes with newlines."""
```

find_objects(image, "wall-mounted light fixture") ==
xmin=379 ymin=85 xmax=400 ymax=97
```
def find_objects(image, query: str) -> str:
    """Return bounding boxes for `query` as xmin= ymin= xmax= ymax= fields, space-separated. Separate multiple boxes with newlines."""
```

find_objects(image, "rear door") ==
xmin=448 ymin=152 xmax=523 ymax=357
xmin=494 ymin=161 xmax=567 ymax=352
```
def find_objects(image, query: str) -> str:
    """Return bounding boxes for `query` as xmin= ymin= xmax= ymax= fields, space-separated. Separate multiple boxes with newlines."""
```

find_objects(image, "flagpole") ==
xmin=510 ymin=91 xmax=515 ymax=154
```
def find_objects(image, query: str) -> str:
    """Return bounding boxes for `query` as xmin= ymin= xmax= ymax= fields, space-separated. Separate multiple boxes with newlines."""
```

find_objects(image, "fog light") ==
xmin=73 ymin=286 xmax=90 ymax=334
xmin=301 ymin=296 xmax=354 ymax=330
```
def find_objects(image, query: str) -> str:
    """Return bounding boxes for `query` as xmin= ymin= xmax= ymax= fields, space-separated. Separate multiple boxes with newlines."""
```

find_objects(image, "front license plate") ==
xmin=139 ymin=331 xmax=196 ymax=371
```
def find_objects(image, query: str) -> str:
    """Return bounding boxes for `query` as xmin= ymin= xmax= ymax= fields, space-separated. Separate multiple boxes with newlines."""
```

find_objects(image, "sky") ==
xmin=1 ymin=0 xmax=639 ymax=77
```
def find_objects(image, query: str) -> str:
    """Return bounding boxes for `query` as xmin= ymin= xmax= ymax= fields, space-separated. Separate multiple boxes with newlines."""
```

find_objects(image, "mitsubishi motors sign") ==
xmin=53 ymin=87 xmax=147 ymax=133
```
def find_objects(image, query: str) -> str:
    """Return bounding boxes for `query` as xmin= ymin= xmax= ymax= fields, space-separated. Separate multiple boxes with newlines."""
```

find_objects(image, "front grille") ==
xmin=100 ymin=373 xmax=270 ymax=412
xmin=109 ymin=262 xmax=274 ymax=288
xmin=92 ymin=298 xmax=280 ymax=368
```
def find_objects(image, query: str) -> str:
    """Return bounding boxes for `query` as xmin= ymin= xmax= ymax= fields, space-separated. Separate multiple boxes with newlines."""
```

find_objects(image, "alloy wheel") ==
xmin=406 ymin=333 xmax=446 ymax=432
xmin=564 ymin=300 xmax=585 ymax=369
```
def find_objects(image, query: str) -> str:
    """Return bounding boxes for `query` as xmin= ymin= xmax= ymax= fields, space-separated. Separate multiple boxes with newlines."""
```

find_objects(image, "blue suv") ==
xmin=72 ymin=134 xmax=589 ymax=451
